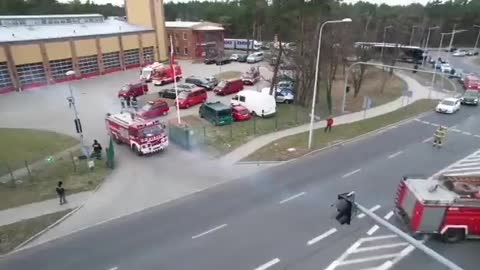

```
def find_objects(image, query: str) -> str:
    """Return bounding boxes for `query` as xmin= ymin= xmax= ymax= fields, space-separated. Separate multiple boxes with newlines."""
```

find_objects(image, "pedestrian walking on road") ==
xmin=56 ymin=181 xmax=67 ymax=205
xmin=325 ymin=117 xmax=334 ymax=133
xmin=433 ymin=126 xmax=447 ymax=148
xmin=125 ymin=96 xmax=131 ymax=107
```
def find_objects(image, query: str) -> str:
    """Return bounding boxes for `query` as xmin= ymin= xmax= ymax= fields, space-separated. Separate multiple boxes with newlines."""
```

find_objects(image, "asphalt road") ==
xmin=2 ymin=106 xmax=480 ymax=270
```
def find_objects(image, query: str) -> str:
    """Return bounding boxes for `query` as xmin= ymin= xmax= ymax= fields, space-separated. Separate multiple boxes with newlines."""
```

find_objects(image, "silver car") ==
xmin=275 ymin=89 xmax=294 ymax=104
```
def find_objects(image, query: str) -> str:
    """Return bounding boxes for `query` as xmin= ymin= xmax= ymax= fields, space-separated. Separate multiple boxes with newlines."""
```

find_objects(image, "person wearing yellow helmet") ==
xmin=433 ymin=126 xmax=448 ymax=148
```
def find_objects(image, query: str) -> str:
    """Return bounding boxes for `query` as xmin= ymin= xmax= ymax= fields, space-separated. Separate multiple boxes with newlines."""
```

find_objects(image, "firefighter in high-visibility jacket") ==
xmin=433 ymin=126 xmax=447 ymax=148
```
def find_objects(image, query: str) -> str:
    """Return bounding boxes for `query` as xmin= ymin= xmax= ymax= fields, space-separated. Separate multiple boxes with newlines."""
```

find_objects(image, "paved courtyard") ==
xmin=0 ymin=59 xmax=274 ymax=246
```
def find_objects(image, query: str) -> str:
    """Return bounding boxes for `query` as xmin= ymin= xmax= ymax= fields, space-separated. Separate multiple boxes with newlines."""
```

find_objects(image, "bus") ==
xmin=354 ymin=42 xmax=424 ymax=63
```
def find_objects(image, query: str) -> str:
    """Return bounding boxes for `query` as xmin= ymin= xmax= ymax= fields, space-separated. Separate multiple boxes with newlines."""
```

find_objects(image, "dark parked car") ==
xmin=185 ymin=76 xmax=216 ymax=90
xmin=237 ymin=54 xmax=248 ymax=63
xmin=160 ymin=83 xmax=198 ymax=99
xmin=216 ymin=57 xmax=231 ymax=65
xmin=204 ymin=57 xmax=216 ymax=65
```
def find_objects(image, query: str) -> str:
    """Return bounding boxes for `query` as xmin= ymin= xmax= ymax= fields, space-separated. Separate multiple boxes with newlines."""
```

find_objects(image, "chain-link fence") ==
xmin=185 ymin=104 xmax=311 ymax=154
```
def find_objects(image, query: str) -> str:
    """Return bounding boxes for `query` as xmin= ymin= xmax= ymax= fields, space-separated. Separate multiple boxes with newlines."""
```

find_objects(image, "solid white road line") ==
xmin=307 ymin=228 xmax=337 ymax=246
xmin=254 ymin=258 xmax=280 ymax=270
xmin=342 ymin=169 xmax=361 ymax=178
xmin=191 ymin=224 xmax=227 ymax=239
xmin=367 ymin=225 xmax=380 ymax=235
xmin=388 ymin=151 xmax=403 ymax=159
xmin=422 ymin=137 xmax=432 ymax=143
xmin=279 ymin=192 xmax=306 ymax=204
xmin=357 ymin=205 xmax=381 ymax=219
xmin=352 ymin=242 xmax=409 ymax=253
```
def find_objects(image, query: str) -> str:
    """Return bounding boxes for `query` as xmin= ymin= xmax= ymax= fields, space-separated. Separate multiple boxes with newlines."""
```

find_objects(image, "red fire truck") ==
xmin=140 ymin=62 xmax=183 ymax=86
xmin=395 ymin=175 xmax=480 ymax=243
xmin=105 ymin=112 xmax=168 ymax=156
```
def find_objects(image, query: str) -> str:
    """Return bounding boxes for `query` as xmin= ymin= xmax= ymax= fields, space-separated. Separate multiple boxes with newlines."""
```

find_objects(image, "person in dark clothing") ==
xmin=92 ymin=139 xmax=103 ymax=160
xmin=56 ymin=181 xmax=67 ymax=205
xmin=131 ymin=96 xmax=138 ymax=111
xmin=125 ymin=96 xmax=131 ymax=107
xmin=325 ymin=117 xmax=334 ymax=132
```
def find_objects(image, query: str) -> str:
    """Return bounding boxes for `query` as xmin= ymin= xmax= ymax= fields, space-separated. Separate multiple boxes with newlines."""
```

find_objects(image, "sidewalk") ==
xmin=0 ymin=191 xmax=90 ymax=227
xmin=220 ymin=71 xmax=449 ymax=164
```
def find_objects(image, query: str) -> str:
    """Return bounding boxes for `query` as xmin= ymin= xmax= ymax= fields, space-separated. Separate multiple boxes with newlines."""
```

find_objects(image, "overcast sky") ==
xmin=63 ymin=0 xmax=432 ymax=7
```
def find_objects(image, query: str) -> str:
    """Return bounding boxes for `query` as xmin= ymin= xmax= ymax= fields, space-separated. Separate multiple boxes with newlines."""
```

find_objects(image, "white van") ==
xmin=231 ymin=90 xmax=276 ymax=117
xmin=247 ymin=51 xmax=264 ymax=63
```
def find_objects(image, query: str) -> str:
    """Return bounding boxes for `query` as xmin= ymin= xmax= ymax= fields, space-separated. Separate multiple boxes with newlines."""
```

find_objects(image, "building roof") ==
xmin=0 ymin=15 xmax=154 ymax=44
xmin=165 ymin=21 xmax=224 ymax=31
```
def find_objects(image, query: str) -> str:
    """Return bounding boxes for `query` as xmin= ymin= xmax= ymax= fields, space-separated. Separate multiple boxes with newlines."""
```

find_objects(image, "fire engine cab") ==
xmin=395 ymin=175 xmax=480 ymax=243
xmin=140 ymin=62 xmax=182 ymax=86
xmin=105 ymin=112 xmax=168 ymax=156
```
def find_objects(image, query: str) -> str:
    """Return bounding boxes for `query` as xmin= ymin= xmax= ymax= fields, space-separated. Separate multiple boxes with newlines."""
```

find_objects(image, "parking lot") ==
xmin=0 ymin=58 xmax=276 ymax=240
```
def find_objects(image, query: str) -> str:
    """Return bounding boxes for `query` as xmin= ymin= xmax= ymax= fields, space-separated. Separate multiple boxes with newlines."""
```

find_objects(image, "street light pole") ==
xmin=66 ymin=70 xmax=88 ymax=156
xmin=431 ymin=33 xmax=446 ymax=97
xmin=447 ymin=23 xmax=457 ymax=52
xmin=380 ymin=25 xmax=392 ymax=61
xmin=409 ymin=25 xmax=420 ymax=46
xmin=422 ymin=26 xmax=439 ymax=67
xmin=474 ymin=25 xmax=480 ymax=52
xmin=308 ymin=18 xmax=352 ymax=150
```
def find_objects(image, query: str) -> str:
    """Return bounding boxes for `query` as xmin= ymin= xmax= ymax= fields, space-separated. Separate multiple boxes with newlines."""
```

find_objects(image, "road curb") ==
xmin=9 ymin=168 xmax=110 ymax=254
xmin=252 ymin=110 xmax=434 ymax=165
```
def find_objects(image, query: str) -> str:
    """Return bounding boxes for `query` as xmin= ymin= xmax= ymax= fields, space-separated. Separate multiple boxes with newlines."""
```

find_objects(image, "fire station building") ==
xmin=0 ymin=0 xmax=168 ymax=93
xmin=165 ymin=21 xmax=224 ymax=59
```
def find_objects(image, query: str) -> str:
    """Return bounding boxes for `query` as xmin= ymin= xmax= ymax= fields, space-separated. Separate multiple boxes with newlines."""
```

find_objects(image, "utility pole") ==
xmin=334 ymin=192 xmax=464 ymax=270
xmin=66 ymin=70 xmax=89 ymax=157
xmin=474 ymin=25 xmax=480 ymax=52
xmin=380 ymin=25 xmax=392 ymax=61
xmin=422 ymin=26 xmax=439 ymax=67
xmin=448 ymin=23 xmax=457 ymax=52
xmin=409 ymin=25 xmax=420 ymax=46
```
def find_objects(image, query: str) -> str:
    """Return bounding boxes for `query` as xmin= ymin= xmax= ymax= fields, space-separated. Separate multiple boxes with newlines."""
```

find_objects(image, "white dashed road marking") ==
xmin=366 ymin=225 xmax=380 ymax=235
xmin=254 ymin=258 xmax=280 ymax=270
xmin=108 ymin=267 xmax=118 ymax=270
xmin=422 ymin=137 xmax=433 ymax=143
xmin=307 ymin=228 xmax=337 ymax=246
xmin=191 ymin=224 xmax=227 ymax=239
xmin=384 ymin=211 xmax=394 ymax=220
xmin=388 ymin=151 xmax=403 ymax=159
xmin=279 ymin=192 xmax=306 ymax=204
xmin=342 ymin=169 xmax=361 ymax=178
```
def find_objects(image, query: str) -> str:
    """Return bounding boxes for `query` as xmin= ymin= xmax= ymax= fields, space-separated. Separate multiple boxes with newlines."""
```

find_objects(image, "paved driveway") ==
xmin=0 ymin=59 xmax=274 ymax=245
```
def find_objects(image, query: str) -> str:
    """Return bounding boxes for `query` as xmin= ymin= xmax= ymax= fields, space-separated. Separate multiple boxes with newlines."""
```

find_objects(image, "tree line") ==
xmin=0 ymin=0 xmax=124 ymax=17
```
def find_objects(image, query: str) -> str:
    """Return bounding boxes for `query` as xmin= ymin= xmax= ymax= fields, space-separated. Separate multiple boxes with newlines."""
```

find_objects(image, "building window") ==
xmin=0 ymin=62 xmax=13 ymax=90
xmin=49 ymin=58 xmax=74 ymax=81
xmin=143 ymin=47 xmax=155 ymax=63
xmin=183 ymin=32 xmax=187 ymax=40
xmin=16 ymin=62 xmax=47 ymax=87
xmin=184 ymin=47 xmax=188 ymax=55
xmin=124 ymin=49 xmax=140 ymax=67
xmin=175 ymin=47 xmax=180 ymax=54
xmin=103 ymin=52 xmax=121 ymax=71
xmin=78 ymin=55 xmax=99 ymax=76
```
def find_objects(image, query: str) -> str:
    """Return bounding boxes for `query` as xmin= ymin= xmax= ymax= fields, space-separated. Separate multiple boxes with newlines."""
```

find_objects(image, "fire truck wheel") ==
xmin=442 ymin=228 xmax=465 ymax=243
xmin=133 ymin=145 xmax=142 ymax=156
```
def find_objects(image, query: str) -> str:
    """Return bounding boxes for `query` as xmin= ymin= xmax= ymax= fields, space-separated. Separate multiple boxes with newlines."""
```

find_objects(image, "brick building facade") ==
xmin=165 ymin=21 xmax=224 ymax=59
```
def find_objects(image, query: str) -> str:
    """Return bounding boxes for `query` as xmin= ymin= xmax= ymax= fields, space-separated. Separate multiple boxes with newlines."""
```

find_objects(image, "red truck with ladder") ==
xmin=105 ymin=112 xmax=168 ymax=156
xmin=140 ymin=62 xmax=182 ymax=86
xmin=395 ymin=175 xmax=480 ymax=243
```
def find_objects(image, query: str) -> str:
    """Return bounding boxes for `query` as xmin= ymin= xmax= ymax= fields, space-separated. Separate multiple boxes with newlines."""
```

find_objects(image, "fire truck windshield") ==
xmin=139 ymin=125 xmax=163 ymax=138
